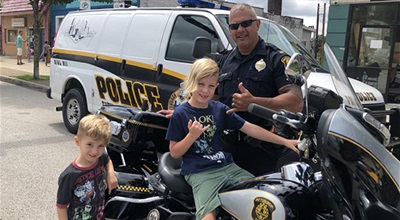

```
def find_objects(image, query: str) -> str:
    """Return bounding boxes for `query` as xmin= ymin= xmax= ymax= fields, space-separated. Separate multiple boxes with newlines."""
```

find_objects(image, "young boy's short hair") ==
xmin=183 ymin=57 xmax=219 ymax=98
xmin=76 ymin=114 xmax=112 ymax=144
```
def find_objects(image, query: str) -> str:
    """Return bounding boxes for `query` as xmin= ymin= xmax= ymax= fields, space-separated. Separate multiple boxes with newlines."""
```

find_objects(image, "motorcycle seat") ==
xmin=158 ymin=152 xmax=192 ymax=194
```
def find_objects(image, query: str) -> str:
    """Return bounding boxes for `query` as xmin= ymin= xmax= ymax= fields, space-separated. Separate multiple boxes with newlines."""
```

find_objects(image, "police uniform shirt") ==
xmin=218 ymin=38 xmax=291 ymax=125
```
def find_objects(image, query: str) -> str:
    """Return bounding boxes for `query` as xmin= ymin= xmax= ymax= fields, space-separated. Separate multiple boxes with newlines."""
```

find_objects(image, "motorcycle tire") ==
xmin=62 ymin=88 xmax=88 ymax=134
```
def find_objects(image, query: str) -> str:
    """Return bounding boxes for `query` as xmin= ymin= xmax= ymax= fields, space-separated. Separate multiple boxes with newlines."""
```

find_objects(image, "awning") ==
xmin=0 ymin=0 xmax=33 ymax=15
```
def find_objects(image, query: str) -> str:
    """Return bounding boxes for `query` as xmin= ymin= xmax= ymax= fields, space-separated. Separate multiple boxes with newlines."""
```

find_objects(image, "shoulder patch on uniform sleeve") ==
xmin=281 ymin=56 xmax=291 ymax=67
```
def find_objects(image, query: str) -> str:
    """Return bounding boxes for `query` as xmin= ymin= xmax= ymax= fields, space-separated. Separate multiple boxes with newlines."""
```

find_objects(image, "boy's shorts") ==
xmin=17 ymin=48 xmax=22 ymax=56
xmin=185 ymin=163 xmax=254 ymax=220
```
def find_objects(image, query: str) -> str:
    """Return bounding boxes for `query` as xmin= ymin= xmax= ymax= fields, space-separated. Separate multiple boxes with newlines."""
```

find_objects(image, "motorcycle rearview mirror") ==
xmin=285 ymin=53 xmax=309 ymax=120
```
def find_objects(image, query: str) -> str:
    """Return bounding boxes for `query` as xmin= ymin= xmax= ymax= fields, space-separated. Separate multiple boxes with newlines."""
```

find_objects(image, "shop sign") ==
xmin=12 ymin=18 xmax=25 ymax=27
xmin=80 ymin=0 xmax=91 ymax=10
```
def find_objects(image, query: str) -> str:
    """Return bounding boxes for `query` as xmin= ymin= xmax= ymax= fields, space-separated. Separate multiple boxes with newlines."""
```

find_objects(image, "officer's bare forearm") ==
xmin=252 ymin=93 xmax=303 ymax=113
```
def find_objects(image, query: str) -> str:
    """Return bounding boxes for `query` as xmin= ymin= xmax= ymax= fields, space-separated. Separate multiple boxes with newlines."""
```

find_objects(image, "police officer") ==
xmin=216 ymin=3 xmax=303 ymax=176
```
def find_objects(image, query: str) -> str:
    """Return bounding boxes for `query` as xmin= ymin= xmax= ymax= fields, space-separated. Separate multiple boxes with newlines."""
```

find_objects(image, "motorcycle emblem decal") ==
xmin=255 ymin=59 xmax=266 ymax=72
xmin=122 ymin=130 xmax=130 ymax=142
xmin=251 ymin=197 xmax=276 ymax=220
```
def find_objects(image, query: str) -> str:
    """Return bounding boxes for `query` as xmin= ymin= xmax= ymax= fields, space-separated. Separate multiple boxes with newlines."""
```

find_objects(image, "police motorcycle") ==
xmin=100 ymin=43 xmax=400 ymax=219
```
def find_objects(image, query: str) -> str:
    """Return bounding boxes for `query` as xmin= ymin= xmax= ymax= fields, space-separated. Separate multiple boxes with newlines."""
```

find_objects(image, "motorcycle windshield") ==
xmin=324 ymin=44 xmax=364 ymax=111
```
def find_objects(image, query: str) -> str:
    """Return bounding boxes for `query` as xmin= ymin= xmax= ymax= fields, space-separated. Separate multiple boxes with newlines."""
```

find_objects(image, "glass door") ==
xmin=356 ymin=26 xmax=392 ymax=94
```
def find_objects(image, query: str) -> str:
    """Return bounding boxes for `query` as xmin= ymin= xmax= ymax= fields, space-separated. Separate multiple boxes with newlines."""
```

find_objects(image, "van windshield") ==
xmin=216 ymin=14 xmax=324 ymax=72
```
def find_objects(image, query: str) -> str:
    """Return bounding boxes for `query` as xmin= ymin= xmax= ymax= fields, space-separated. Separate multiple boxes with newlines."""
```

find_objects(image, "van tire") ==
xmin=62 ymin=88 xmax=88 ymax=134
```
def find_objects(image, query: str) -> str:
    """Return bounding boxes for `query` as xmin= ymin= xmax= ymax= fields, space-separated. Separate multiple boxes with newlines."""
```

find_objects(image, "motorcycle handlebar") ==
xmin=248 ymin=103 xmax=309 ymax=131
xmin=248 ymin=103 xmax=279 ymax=120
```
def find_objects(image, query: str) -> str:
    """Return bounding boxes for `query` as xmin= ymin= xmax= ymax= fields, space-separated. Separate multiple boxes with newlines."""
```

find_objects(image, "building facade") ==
xmin=0 ymin=0 xmax=50 ymax=56
xmin=326 ymin=0 xmax=400 ymax=102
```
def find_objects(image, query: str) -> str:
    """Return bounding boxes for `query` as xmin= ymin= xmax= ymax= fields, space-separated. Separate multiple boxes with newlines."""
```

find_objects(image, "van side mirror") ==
xmin=193 ymin=37 xmax=211 ymax=59
xmin=192 ymin=37 xmax=222 ymax=62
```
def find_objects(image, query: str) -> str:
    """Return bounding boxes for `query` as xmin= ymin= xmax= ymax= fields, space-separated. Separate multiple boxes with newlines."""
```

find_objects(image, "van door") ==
xmin=157 ymin=11 xmax=229 ymax=110
xmin=51 ymin=12 xmax=107 ymax=113
xmin=120 ymin=10 xmax=172 ymax=112
xmin=93 ymin=12 xmax=132 ymax=111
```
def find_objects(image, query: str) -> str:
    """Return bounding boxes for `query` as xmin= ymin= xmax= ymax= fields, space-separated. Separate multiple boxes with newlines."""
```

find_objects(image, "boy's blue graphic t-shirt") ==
xmin=166 ymin=101 xmax=245 ymax=175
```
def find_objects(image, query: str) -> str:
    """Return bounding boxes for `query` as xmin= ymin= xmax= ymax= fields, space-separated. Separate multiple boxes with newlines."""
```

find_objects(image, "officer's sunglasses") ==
xmin=229 ymin=19 xmax=257 ymax=30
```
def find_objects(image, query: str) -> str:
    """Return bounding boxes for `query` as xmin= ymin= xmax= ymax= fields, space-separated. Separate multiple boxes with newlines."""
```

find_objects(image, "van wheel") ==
xmin=62 ymin=88 xmax=88 ymax=134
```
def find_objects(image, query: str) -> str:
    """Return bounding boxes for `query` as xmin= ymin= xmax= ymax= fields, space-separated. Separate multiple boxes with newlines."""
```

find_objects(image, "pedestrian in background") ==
xmin=39 ymin=41 xmax=51 ymax=62
xmin=16 ymin=31 xmax=26 ymax=65
xmin=26 ymin=43 xmax=33 ymax=62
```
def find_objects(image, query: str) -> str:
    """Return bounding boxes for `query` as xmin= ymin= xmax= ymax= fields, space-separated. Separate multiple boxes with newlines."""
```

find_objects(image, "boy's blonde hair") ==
xmin=76 ymin=114 xmax=112 ymax=144
xmin=183 ymin=57 xmax=219 ymax=98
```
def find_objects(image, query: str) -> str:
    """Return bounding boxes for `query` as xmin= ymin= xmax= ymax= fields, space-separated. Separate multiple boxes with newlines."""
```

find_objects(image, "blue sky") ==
xmin=228 ymin=0 xmax=330 ymax=28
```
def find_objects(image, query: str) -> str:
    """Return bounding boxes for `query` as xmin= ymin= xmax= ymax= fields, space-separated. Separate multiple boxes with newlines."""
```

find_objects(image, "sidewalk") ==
xmin=0 ymin=55 xmax=50 ymax=92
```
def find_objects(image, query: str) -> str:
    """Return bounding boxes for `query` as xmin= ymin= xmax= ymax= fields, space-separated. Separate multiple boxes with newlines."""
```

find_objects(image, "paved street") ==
xmin=0 ymin=81 xmax=76 ymax=219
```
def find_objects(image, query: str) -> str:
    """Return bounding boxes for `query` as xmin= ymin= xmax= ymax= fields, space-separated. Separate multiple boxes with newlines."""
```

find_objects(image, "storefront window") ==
xmin=6 ymin=29 xmax=18 ymax=43
xmin=353 ymin=4 xmax=397 ymax=25
xmin=347 ymin=4 xmax=399 ymax=67
xmin=345 ymin=3 xmax=400 ymax=95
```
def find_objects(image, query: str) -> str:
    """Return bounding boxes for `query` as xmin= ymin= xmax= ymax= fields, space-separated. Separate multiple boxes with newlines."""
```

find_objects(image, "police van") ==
xmin=47 ymin=7 xmax=385 ymax=133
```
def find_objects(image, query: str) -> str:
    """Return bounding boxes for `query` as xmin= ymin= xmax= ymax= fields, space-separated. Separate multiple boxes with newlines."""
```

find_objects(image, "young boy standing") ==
xmin=26 ymin=43 xmax=33 ymax=62
xmin=166 ymin=58 xmax=299 ymax=220
xmin=56 ymin=114 xmax=118 ymax=220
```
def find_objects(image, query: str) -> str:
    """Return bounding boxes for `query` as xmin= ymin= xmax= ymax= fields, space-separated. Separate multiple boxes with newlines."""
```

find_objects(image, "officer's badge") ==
xmin=251 ymin=197 xmax=276 ymax=220
xmin=255 ymin=59 xmax=266 ymax=72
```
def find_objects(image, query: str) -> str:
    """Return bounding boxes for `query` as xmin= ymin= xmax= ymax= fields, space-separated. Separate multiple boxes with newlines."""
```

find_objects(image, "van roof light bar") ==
xmin=177 ymin=0 xmax=231 ymax=10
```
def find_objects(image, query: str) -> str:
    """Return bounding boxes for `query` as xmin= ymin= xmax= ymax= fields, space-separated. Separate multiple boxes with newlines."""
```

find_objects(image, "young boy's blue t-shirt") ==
xmin=166 ymin=100 xmax=245 ymax=175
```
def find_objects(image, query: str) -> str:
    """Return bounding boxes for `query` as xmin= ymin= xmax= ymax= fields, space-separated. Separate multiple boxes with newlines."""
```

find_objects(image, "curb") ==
xmin=0 ymin=75 xmax=49 ymax=93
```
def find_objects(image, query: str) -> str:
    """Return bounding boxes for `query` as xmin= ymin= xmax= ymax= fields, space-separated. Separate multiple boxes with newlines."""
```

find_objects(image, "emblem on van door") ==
xmin=66 ymin=18 xmax=96 ymax=43
xmin=168 ymin=82 xmax=187 ymax=110
xmin=251 ymin=197 xmax=276 ymax=220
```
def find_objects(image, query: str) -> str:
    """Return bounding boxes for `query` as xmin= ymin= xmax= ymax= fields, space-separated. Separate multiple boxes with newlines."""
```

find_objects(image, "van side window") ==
xmin=166 ymin=15 xmax=220 ymax=62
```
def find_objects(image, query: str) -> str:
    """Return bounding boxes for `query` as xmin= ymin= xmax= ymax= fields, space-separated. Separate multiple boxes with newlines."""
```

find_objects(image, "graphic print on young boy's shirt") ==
xmin=193 ymin=114 xmax=227 ymax=163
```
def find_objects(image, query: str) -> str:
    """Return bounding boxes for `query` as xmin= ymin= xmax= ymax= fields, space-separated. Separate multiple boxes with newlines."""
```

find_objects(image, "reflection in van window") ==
xmin=166 ymin=15 xmax=220 ymax=62
xmin=258 ymin=20 xmax=319 ymax=68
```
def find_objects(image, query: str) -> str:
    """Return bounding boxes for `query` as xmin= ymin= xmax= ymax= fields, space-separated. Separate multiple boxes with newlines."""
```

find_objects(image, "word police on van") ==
xmin=47 ymin=7 xmax=385 ymax=133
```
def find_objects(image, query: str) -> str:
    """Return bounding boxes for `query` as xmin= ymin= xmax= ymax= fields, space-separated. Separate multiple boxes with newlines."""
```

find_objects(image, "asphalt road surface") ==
xmin=0 ymin=81 xmax=77 ymax=219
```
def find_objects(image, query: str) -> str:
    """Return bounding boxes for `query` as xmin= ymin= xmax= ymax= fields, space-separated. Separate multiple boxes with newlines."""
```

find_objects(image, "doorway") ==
xmin=353 ymin=25 xmax=392 ymax=96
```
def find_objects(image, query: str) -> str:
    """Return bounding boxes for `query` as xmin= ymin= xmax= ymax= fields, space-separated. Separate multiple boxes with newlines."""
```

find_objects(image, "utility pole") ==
xmin=320 ymin=3 xmax=326 ymax=64
xmin=315 ymin=3 xmax=327 ymax=64
xmin=315 ymin=4 xmax=320 ymax=58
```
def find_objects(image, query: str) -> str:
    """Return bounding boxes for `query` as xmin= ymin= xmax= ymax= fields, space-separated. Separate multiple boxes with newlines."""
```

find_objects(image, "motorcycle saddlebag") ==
xmin=98 ymin=105 xmax=170 ymax=153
